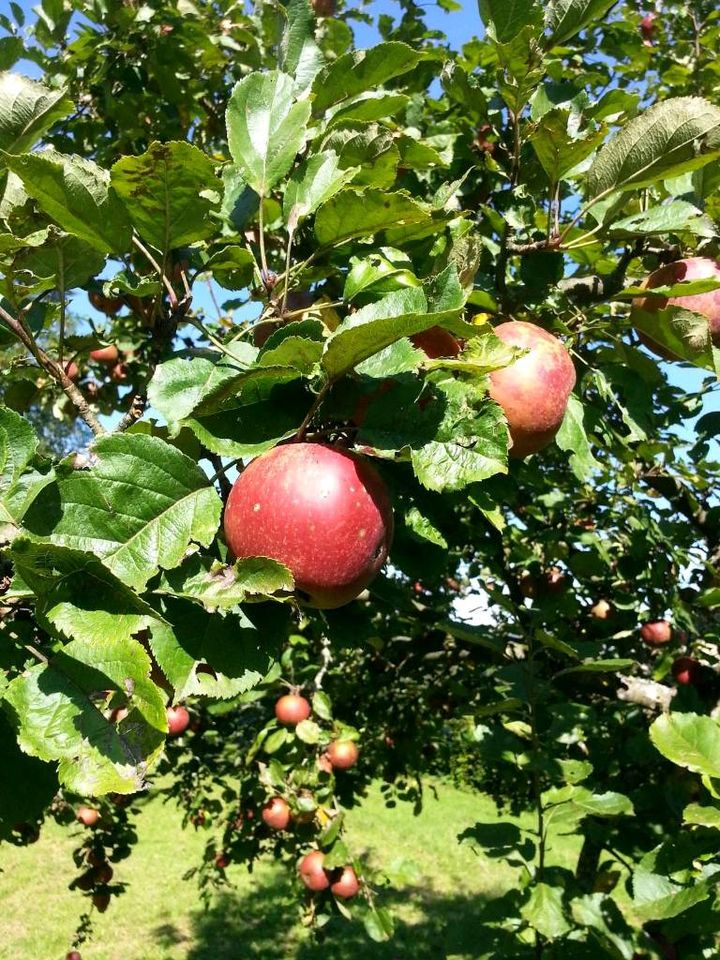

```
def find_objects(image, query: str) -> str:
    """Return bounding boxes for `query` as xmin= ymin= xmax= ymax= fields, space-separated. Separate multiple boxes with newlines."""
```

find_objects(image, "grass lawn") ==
xmin=0 ymin=780 xmax=583 ymax=960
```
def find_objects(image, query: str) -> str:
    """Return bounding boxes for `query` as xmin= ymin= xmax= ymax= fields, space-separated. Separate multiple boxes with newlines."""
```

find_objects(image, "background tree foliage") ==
xmin=2 ymin=0 xmax=720 ymax=957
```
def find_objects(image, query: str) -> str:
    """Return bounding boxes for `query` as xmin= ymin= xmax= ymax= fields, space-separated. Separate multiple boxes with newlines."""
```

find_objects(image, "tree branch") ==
xmin=0 ymin=303 xmax=105 ymax=436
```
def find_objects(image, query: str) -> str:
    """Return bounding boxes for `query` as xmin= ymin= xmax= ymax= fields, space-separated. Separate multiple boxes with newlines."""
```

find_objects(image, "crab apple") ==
xmin=76 ymin=806 xmax=100 ymax=827
xmin=331 ymin=866 xmax=359 ymax=899
xmin=275 ymin=694 xmax=311 ymax=726
xmin=672 ymin=656 xmax=701 ymax=686
xmin=410 ymin=326 xmax=461 ymax=358
xmin=224 ymin=443 xmax=394 ymax=609
xmin=640 ymin=620 xmax=672 ymax=646
xmin=488 ymin=321 xmax=576 ymax=458
xmin=631 ymin=258 xmax=720 ymax=358
xmin=299 ymin=850 xmax=330 ymax=891
xmin=89 ymin=291 xmax=123 ymax=315
xmin=326 ymin=740 xmax=359 ymax=770
xmin=167 ymin=705 xmax=190 ymax=736
xmin=89 ymin=344 xmax=119 ymax=364
xmin=262 ymin=797 xmax=291 ymax=830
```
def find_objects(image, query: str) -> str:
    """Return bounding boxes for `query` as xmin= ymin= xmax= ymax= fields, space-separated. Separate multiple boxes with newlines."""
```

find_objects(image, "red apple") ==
xmin=66 ymin=952 xmax=82 ymax=960
xmin=167 ymin=705 xmax=190 ymax=736
xmin=311 ymin=0 xmax=336 ymax=15
xmin=215 ymin=852 xmax=229 ymax=869
xmin=640 ymin=620 xmax=672 ymax=646
xmin=326 ymin=740 xmax=359 ymax=770
xmin=89 ymin=291 xmax=123 ymax=315
xmin=110 ymin=362 xmax=127 ymax=383
xmin=275 ymin=694 xmax=311 ymax=726
xmin=409 ymin=326 xmax=461 ymax=358
xmin=90 ymin=344 xmax=119 ymax=364
xmin=488 ymin=321 xmax=576 ymax=458
xmin=672 ymin=656 xmax=701 ymax=686
xmin=631 ymin=258 xmax=720 ymax=358
xmin=545 ymin=567 xmax=567 ymax=595
xmin=63 ymin=360 xmax=80 ymax=382
xmin=76 ymin=806 xmax=100 ymax=827
xmin=262 ymin=796 xmax=291 ymax=830
xmin=331 ymin=866 xmax=359 ymax=899
xmin=640 ymin=12 xmax=656 ymax=43
xmin=299 ymin=850 xmax=330 ymax=891
xmin=224 ymin=443 xmax=394 ymax=608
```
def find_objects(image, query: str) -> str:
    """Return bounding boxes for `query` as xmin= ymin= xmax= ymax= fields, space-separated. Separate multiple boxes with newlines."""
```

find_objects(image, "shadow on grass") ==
xmin=171 ymin=874 xmax=520 ymax=960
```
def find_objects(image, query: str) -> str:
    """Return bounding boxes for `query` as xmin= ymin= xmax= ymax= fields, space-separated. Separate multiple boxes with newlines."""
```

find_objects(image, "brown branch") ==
xmin=506 ymin=237 xmax=562 ymax=255
xmin=0 ymin=304 xmax=105 ymax=436
xmin=116 ymin=394 xmax=147 ymax=433
xmin=206 ymin=451 xmax=233 ymax=499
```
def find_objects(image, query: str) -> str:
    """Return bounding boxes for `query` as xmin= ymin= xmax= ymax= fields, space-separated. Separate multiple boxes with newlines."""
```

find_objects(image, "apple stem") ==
xmin=295 ymin=380 xmax=333 ymax=441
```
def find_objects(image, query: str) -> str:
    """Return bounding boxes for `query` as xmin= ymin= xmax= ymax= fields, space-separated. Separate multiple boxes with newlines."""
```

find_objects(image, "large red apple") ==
xmin=640 ymin=620 xmax=672 ymax=646
xmin=631 ymin=258 xmax=720 ymax=358
xmin=671 ymin=656 xmax=701 ymax=685
xmin=275 ymin=693 xmax=311 ymax=725
xmin=326 ymin=740 xmax=359 ymax=770
xmin=331 ymin=866 xmax=359 ymax=899
xmin=262 ymin=796 xmax=291 ymax=830
xmin=299 ymin=850 xmax=330 ymax=891
xmin=90 ymin=344 xmax=119 ymax=364
xmin=488 ymin=321 xmax=576 ymax=458
xmin=167 ymin=705 xmax=190 ymax=736
xmin=410 ymin=327 xmax=461 ymax=358
xmin=224 ymin=443 xmax=393 ymax=608
xmin=76 ymin=806 xmax=100 ymax=827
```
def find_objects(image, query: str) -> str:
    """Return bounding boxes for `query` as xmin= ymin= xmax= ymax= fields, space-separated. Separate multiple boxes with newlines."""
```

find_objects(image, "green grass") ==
xmin=0 ymin=780 xmax=582 ymax=960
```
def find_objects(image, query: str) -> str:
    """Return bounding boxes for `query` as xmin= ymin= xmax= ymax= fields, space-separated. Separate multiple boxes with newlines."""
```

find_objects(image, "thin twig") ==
xmin=280 ymin=228 xmax=294 ymax=316
xmin=0 ymin=303 xmax=105 ymax=435
xmin=116 ymin=394 xmax=146 ymax=432
xmin=206 ymin=451 xmax=233 ymax=499
xmin=132 ymin=235 xmax=177 ymax=308
xmin=313 ymin=634 xmax=333 ymax=690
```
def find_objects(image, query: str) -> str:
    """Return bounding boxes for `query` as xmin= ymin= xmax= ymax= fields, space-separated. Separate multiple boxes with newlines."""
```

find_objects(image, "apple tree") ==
xmin=2 ymin=0 xmax=720 ymax=956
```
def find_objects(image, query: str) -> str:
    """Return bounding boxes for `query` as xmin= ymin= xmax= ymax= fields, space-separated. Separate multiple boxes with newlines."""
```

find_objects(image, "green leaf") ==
xmin=22 ymin=433 xmax=222 ymax=592
xmin=0 ymin=72 xmax=72 ymax=161
xmin=312 ymin=690 xmax=333 ymax=721
xmin=226 ymin=71 xmax=311 ymax=196
xmin=10 ymin=539 xmax=167 ymax=644
xmin=650 ymin=713 xmax=720 ymax=778
xmin=3 ymin=636 xmax=167 ymax=795
xmin=521 ymin=883 xmax=571 ymax=939
xmin=529 ymin=109 xmax=605 ymax=181
xmin=295 ymin=718 xmax=322 ymax=743
xmin=631 ymin=305 xmax=719 ymax=371
xmin=111 ymin=141 xmax=220 ymax=252
xmin=555 ymin=395 xmax=601 ymax=482
xmin=545 ymin=0 xmax=616 ymax=46
xmin=404 ymin=506 xmax=448 ymax=549
xmin=148 ymin=598 xmax=284 ymax=703
xmin=363 ymin=905 xmax=395 ymax=943
xmin=322 ymin=272 xmax=471 ymax=379
xmin=280 ymin=0 xmax=323 ymax=94
xmin=586 ymin=97 xmax=720 ymax=198
xmin=314 ymin=189 xmax=433 ymax=248
xmin=555 ymin=658 xmax=634 ymax=676
xmin=155 ymin=554 xmax=294 ymax=610
xmin=13 ymin=230 xmax=106 ymax=294
xmin=312 ymin=43 xmax=424 ymax=115
xmin=478 ymin=0 xmax=543 ymax=43
xmin=683 ymin=803 xmax=720 ymax=829
xmin=283 ymin=150 xmax=357 ymax=229
xmin=3 ymin=151 xmax=132 ymax=254
xmin=607 ymin=201 xmax=717 ymax=239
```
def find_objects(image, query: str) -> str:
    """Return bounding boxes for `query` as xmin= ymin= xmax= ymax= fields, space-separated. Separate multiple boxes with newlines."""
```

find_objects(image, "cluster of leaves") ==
xmin=2 ymin=0 xmax=720 ymax=956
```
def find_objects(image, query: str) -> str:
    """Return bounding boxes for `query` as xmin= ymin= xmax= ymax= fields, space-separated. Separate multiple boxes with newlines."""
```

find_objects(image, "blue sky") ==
xmin=7 ymin=0 xmax=720 ymax=428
